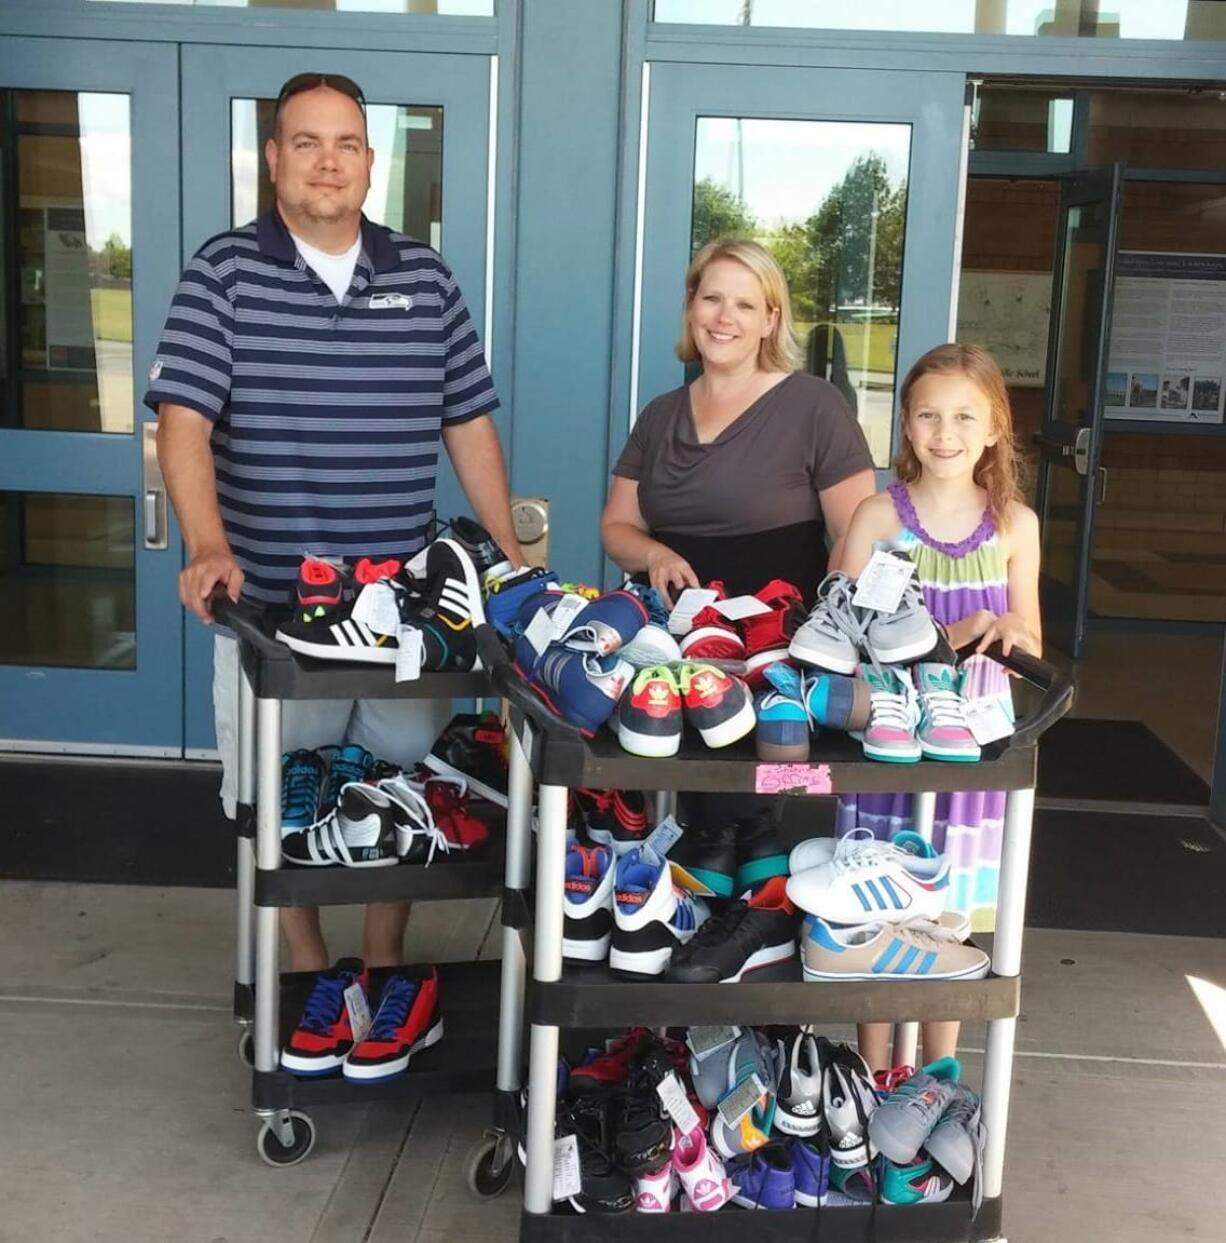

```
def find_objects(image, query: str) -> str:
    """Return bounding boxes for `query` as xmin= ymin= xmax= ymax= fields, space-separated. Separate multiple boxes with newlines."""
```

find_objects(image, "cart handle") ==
xmin=967 ymin=641 xmax=1075 ymax=748
xmin=210 ymin=593 xmax=294 ymax=662
xmin=475 ymin=624 xmax=585 ymax=743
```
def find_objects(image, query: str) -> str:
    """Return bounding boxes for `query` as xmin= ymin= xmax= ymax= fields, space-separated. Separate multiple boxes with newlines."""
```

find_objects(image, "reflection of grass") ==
xmin=795 ymin=320 xmax=897 ymax=374
xmin=91 ymin=288 xmax=132 ymax=343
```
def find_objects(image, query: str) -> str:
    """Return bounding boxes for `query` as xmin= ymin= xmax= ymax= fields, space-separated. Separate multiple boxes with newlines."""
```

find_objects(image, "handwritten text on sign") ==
xmin=754 ymin=763 xmax=833 ymax=795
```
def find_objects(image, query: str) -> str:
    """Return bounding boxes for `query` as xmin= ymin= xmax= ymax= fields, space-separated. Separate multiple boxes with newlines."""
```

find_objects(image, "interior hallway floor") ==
xmin=3 ymin=876 xmax=1225 ymax=1243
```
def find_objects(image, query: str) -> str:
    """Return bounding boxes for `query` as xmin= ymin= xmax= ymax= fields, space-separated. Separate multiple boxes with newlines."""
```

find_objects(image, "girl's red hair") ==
xmin=894 ymin=343 xmax=1022 ymax=528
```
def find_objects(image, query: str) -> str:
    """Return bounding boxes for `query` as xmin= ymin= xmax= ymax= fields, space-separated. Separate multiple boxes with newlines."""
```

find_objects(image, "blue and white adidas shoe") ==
xmin=785 ymin=830 xmax=949 ymax=925
xmin=608 ymin=846 xmax=710 ymax=976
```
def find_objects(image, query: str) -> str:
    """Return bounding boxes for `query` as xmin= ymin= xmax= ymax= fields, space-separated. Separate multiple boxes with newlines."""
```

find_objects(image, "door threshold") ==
xmin=1036 ymin=795 xmax=1210 ymax=818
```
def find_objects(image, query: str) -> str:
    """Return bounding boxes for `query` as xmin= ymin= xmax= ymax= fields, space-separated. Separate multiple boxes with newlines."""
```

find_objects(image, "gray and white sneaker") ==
xmin=774 ymin=1028 xmax=824 ymax=1138
xmin=857 ymin=664 xmax=922 ymax=762
xmin=865 ymin=571 xmax=938 ymax=666
xmin=914 ymin=663 xmax=981 ymax=761
xmin=868 ymin=1057 xmax=961 ymax=1165
xmin=789 ymin=573 xmax=870 ymax=674
xmin=924 ymin=1083 xmax=985 ymax=1189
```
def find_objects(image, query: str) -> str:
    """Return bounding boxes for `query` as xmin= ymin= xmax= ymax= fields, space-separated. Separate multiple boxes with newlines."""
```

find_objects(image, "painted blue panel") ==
xmin=0 ymin=38 xmax=183 ymax=747
xmin=178 ymin=46 xmax=493 ymax=750
xmin=637 ymin=63 xmax=966 ymax=455
xmin=509 ymin=0 xmax=625 ymax=586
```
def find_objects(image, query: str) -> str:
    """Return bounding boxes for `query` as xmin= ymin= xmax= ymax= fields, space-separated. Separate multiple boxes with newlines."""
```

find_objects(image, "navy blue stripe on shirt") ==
xmin=144 ymin=211 xmax=498 ymax=603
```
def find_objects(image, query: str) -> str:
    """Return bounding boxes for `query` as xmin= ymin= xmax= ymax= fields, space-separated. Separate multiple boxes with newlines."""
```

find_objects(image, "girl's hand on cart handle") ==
xmin=975 ymin=610 xmax=1038 ymax=659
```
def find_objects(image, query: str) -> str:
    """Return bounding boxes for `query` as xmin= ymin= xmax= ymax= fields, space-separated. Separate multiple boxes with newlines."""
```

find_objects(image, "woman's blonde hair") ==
xmin=676 ymin=237 xmax=803 ymax=374
xmin=895 ymin=343 xmax=1022 ymax=528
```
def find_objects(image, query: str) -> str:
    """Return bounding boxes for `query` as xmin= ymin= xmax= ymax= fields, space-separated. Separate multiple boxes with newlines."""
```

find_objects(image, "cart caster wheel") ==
xmin=464 ymin=1131 xmax=514 ymax=1199
xmin=237 ymin=1028 xmax=255 ymax=1069
xmin=256 ymin=1112 xmax=316 ymax=1168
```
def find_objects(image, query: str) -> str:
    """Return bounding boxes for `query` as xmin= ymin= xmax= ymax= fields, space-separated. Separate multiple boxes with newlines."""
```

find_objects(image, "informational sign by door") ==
xmin=44 ymin=205 xmax=97 ymax=371
xmin=1105 ymin=251 xmax=1226 ymax=425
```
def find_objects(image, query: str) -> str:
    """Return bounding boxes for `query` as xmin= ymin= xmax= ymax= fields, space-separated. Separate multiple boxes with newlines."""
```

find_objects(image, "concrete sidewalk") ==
xmin=1 ymin=880 xmax=1223 ymax=1242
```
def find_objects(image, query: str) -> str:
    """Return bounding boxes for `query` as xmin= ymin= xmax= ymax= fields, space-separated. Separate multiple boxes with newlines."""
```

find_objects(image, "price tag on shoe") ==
xmin=343 ymin=982 xmax=372 ymax=1043
xmin=717 ymin=1073 xmax=768 ymax=1128
xmin=963 ymin=695 xmax=1015 ymax=745
xmin=645 ymin=814 xmax=683 ymax=858
xmin=686 ymin=1025 xmax=740 ymax=1061
xmin=351 ymin=580 xmax=402 ymax=636
xmin=656 ymin=1071 xmax=701 ymax=1136
xmin=522 ymin=605 xmax=557 ymax=660
xmin=394 ymin=626 xmax=424 ymax=682
xmin=552 ymin=1133 xmax=582 ymax=1201
xmin=712 ymin=594 xmax=772 ymax=621
xmin=667 ymin=587 xmax=718 ymax=635
xmin=547 ymin=593 xmax=589 ymax=641
xmin=852 ymin=548 xmax=916 ymax=614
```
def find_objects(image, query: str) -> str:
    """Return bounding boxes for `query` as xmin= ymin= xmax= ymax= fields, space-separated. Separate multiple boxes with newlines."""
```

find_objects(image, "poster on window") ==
xmin=1104 ymin=251 xmax=1226 ymax=425
xmin=955 ymin=271 xmax=1051 ymax=388
xmin=44 ymin=206 xmax=97 ymax=371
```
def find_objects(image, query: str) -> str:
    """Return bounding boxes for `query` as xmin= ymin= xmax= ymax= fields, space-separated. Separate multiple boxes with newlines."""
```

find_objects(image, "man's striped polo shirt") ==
xmin=144 ymin=209 xmax=498 ymax=604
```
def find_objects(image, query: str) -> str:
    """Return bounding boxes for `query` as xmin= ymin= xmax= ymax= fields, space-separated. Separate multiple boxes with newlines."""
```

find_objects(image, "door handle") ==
xmin=142 ymin=422 xmax=169 ymax=551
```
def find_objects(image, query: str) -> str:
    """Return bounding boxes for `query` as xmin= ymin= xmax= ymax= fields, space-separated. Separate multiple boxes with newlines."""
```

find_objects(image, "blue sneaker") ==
xmin=319 ymin=744 xmax=374 ymax=816
xmin=790 ymin=1135 xmax=831 ymax=1207
xmin=559 ymin=590 xmax=648 ymax=656
xmin=531 ymin=645 xmax=633 ymax=736
xmin=763 ymin=661 xmax=868 ymax=731
xmin=484 ymin=568 xmax=558 ymax=638
xmin=727 ymin=1145 xmax=796 ymax=1210
xmin=281 ymin=749 xmax=326 ymax=834
xmin=621 ymin=582 xmax=670 ymax=629
xmin=754 ymin=688 xmax=810 ymax=762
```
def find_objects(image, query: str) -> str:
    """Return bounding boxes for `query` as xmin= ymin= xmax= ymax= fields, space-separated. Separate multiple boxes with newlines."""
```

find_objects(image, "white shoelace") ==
xmin=370 ymin=775 xmax=454 ymax=866
xmin=866 ymin=674 xmax=918 ymax=734
xmin=919 ymin=685 xmax=970 ymax=729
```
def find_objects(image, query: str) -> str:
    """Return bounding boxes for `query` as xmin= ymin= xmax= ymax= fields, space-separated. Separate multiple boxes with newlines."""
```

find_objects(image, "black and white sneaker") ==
xmin=281 ymin=784 xmax=400 ymax=868
xmin=399 ymin=538 xmax=486 ymax=673
xmin=275 ymin=610 xmax=402 ymax=664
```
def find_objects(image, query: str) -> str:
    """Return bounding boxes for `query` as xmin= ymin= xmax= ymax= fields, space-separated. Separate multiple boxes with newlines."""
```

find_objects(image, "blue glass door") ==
xmin=634 ymin=64 xmax=967 ymax=471
xmin=178 ymin=46 xmax=495 ymax=753
xmin=0 ymin=39 xmax=183 ymax=752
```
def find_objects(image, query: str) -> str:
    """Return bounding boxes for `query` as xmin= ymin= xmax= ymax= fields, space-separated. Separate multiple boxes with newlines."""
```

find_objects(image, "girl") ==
xmin=836 ymin=342 xmax=1041 ymax=1073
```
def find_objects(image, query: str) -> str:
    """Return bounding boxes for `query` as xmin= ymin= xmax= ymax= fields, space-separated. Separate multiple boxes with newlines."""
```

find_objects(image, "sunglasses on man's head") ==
xmin=275 ymin=73 xmax=367 ymax=114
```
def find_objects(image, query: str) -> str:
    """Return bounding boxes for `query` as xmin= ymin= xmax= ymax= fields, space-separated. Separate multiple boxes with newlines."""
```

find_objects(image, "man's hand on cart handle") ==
xmin=182 ymin=549 xmax=244 ymax=624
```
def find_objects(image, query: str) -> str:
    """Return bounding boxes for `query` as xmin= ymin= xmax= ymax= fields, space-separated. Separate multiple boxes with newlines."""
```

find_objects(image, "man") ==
xmin=147 ymin=73 xmax=523 ymax=976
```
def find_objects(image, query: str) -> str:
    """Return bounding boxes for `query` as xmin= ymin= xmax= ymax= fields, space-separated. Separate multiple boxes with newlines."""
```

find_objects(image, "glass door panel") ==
xmin=637 ymin=64 xmax=965 ymax=470
xmin=0 ymin=40 xmax=182 ymax=750
xmin=1035 ymin=166 xmax=1123 ymax=657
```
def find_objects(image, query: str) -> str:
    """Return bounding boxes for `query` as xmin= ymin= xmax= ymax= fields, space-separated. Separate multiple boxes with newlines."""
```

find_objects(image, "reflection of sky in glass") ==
xmin=87 ymin=0 xmax=493 ymax=11
xmin=657 ymin=0 xmax=1193 ymax=38
xmin=232 ymin=101 xmax=409 ymax=228
xmin=78 ymin=94 xmax=131 ymax=248
xmin=695 ymin=117 xmax=909 ymax=228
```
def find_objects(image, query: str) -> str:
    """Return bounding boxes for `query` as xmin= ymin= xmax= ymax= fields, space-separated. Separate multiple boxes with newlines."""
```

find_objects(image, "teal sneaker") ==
xmin=754 ymin=688 xmax=810 ymax=762
xmin=763 ymin=661 xmax=869 ymax=732
xmin=856 ymin=664 xmax=921 ymax=762
xmin=914 ymin=663 xmax=981 ymax=762
xmin=878 ymin=1153 xmax=955 ymax=1205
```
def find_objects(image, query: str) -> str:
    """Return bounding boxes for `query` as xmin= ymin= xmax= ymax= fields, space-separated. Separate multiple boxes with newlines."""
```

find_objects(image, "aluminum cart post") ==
xmin=233 ymin=664 xmax=258 ymax=1065
xmin=893 ymin=788 xmax=939 ymax=1069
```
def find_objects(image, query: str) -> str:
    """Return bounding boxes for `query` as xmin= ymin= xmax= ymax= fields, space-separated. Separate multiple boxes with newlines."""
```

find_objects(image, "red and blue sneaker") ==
xmin=342 ymin=966 xmax=444 ymax=1082
xmin=280 ymin=957 xmax=368 ymax=1076
xmin=559 ymin=590 xmax=649 ymax=656
xmin=531 ymin=645 xmax=633 ymax=737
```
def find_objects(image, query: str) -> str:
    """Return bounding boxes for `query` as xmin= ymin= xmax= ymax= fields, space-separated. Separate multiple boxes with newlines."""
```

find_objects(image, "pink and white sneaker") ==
xmin=914 ymin=663 xmax=981 ymax=762
xmin=635 ymin=1160 xmax=677 ymax=1212
xmin=672 ymin=1125 xmax=732 ymax=1212
xmin=856 ymin=664 xmax=921 ymax=762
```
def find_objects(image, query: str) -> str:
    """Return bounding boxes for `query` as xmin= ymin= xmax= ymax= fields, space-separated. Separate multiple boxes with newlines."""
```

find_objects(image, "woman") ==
xmin=602 ymin=238 xmax=875 ymax=604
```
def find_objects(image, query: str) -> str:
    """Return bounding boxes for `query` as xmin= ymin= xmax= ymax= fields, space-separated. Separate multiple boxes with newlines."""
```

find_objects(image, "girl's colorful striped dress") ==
xmin=835 ymin=482 xmax=1012 ymax=933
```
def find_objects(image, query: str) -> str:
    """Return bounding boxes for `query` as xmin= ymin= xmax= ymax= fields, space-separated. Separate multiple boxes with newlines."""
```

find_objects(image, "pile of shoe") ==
xmin=786 ymin=565 xmax=983 ymax=763
xmin=535 ymin=1028 xmax=732 ymax=1214
xmin=279 ymin=729 xmax=501 ymax=869
xmin=279 ymin=959 xmax=443 ymax=1084
xmin=787 ymin=829 xmax=990 ymax=982
xmin=275 ymin=516 xmax=505 ymax=672
xmin=562 ymin=803 xmax=801 ymax=982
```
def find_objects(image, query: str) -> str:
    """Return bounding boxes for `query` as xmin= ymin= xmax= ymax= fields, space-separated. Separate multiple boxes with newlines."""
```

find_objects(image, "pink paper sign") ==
xmin=754 ymin=763 xmax=833 ymax=795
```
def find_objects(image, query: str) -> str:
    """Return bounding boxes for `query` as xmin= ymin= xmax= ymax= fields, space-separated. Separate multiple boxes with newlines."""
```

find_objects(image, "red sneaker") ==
xmin=295 ymin=557 xmax=346 ymax=623
xmin=569 ymin=1026 xmax=655 ymax=1094
xmin=280 ymin=957 xmax=368 ymax=1075
xmin=678 ymin=579 xmax=745 ymax=661
xmin=741 ymin=580 xmax=806 ymax=687
xmin=343 ymin=966 xmax=443 ymax=1082
xmin=423 ymin=778 xmax=490 ymax=851
xmin=354 ymin=555 xmax=403 ymax=585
